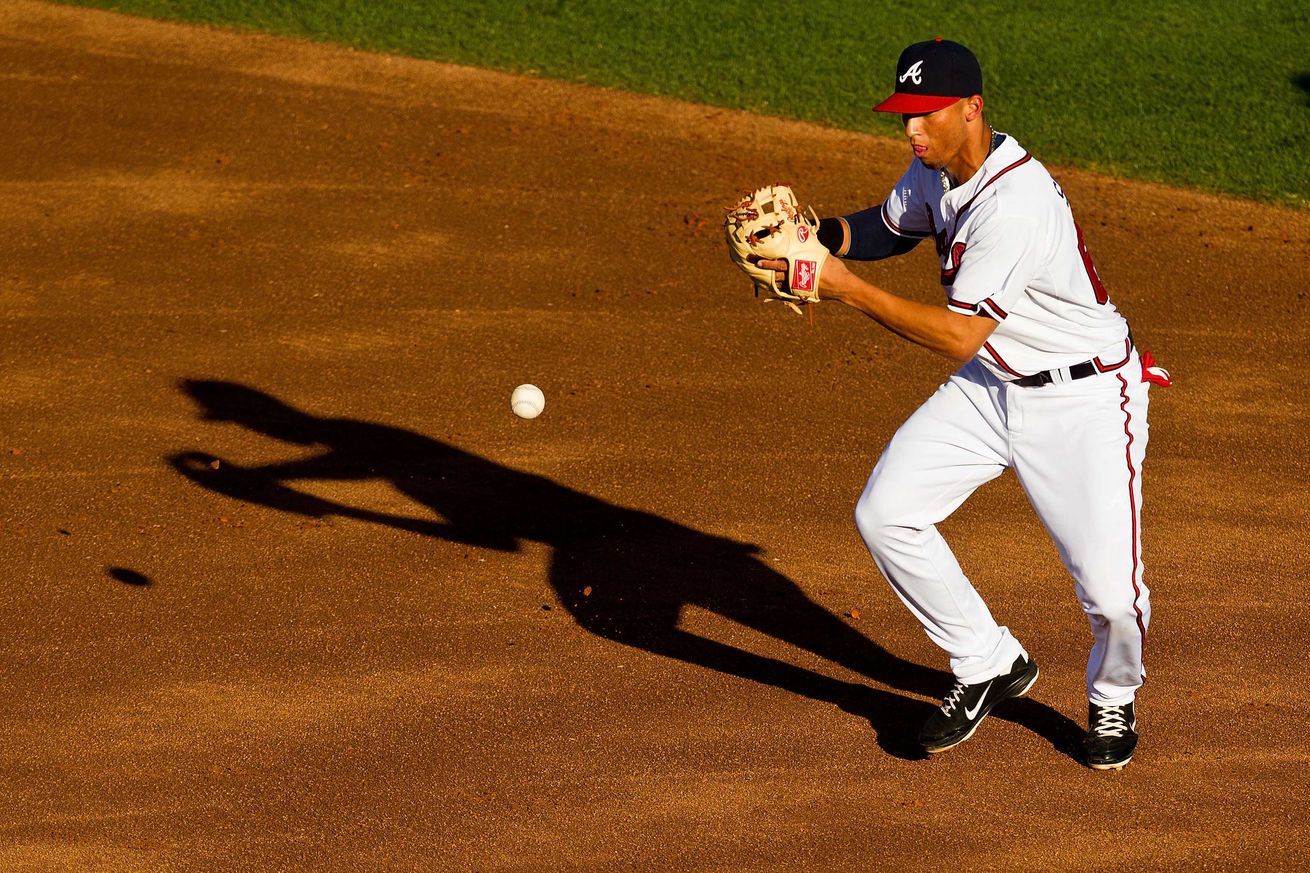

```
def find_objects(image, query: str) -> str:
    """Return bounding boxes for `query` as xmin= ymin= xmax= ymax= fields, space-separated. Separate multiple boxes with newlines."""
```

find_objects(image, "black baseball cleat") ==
xmin=1085 ymin=701 xmax=1138 ymax=770
xmin=919 ymin=654 xmax=1040 ymax=753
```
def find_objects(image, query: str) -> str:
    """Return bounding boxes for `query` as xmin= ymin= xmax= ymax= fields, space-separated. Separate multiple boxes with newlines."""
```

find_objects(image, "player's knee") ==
xmin=1082 ymin=597 xmax=1146 ymax=633
xmin=853 ymin=483 xmax=909 ymax=551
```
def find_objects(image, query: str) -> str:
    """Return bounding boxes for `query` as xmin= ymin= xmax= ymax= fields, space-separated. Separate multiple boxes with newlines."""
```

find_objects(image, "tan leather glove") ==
xmin=724 ymin=184 xmax=829 ymax=314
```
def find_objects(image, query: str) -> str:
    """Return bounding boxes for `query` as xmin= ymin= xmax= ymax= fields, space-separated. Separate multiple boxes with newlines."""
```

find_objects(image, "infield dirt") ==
xmin=2 ymin=2 xmax=1309 ymax=869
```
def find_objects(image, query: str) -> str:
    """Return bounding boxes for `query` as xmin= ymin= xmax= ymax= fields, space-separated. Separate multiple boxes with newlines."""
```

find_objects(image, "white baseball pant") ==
xmin=855 ymin=355 xmax=1151 ymax=706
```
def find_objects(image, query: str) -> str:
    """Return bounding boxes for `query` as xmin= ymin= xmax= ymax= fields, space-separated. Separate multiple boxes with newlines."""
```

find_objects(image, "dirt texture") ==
xmin=2 ymin=2 xmax=1309 ymax=869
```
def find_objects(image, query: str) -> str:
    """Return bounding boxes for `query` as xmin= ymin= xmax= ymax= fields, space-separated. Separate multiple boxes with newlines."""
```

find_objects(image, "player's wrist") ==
xmin=819 ymin=256 xmax=856 ymax=302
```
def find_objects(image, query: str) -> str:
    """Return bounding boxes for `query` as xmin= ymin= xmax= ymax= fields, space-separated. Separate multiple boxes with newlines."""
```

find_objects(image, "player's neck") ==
xmin=943 ymin=124 xmax=996 ymax=189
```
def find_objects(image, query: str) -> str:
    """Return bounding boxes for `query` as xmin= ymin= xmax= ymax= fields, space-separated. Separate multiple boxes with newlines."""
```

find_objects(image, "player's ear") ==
xmin=965 ymin=95 xmax=984 ymax=122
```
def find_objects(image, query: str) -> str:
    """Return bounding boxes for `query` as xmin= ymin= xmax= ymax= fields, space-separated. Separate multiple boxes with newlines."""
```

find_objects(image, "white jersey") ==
xmin=880 ymin=134 xmax=1131 ymax=380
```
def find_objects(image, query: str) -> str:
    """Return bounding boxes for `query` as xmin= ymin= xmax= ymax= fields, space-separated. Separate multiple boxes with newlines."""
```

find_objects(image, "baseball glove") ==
xmin=724 ymin=184 xmax=829 ymax=314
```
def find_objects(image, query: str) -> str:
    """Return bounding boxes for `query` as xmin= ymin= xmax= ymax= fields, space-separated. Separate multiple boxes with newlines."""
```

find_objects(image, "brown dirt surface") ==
xmin=3 ymin=2 xmax=1309 ymax=869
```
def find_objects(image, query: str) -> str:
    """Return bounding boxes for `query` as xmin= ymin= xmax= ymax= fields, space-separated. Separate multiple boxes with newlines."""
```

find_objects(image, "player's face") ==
xmin=901 ymin=99 xmax=970 ymax=170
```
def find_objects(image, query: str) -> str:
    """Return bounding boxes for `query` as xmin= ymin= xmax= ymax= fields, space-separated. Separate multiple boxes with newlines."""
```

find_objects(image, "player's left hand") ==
xmin=724 ymin=184 xmax=831 ymax=314
xmin=755 ymin=253 xmax=851 ymax=301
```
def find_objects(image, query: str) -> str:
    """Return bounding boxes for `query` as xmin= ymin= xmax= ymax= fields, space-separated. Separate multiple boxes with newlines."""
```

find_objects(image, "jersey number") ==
xmin=1074 ymin=221 xmax=1109 ymax=305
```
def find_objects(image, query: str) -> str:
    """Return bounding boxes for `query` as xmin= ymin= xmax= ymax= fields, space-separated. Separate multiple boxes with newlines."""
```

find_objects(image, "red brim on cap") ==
xmin=872 ymin=93 xmax=963 ymax=114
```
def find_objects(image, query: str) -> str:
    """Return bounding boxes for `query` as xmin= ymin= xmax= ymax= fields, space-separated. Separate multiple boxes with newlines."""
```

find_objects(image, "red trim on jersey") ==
xmin=938 ymin=152 xmax=1036 ymax=263
xmin=982 ymin=341 xmax=1025 ymax=378
xmin=946 ymin=298 xmax=976 ymax=313
xmin=956 ymin=153 xmax=1033 ymax=219
xmin=1117 ymin=375 xmax=1148 ymax=646
xmin=1094 ymin=338 xmax=1132 ymax=372
xmin=882 ymin=204 xmax=930 ymax=238
xmin=980 ymin=298 xmax=1008 ymax=320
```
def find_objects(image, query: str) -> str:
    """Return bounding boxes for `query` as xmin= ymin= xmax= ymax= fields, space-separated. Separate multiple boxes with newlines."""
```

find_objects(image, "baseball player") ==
xmin=745 ymin=39 xmax=1169 ymax=769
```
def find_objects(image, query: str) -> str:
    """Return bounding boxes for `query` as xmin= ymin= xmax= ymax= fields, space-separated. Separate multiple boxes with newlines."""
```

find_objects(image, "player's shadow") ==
xmin=1293 ymin=72 xmax=1310 ymax=107
xmin=168 ymin=379 xmax=1083 ymax=761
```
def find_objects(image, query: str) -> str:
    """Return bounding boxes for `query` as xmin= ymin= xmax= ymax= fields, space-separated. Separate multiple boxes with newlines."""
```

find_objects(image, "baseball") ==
xmin=511 ymin=383 xmax=545 ymax=419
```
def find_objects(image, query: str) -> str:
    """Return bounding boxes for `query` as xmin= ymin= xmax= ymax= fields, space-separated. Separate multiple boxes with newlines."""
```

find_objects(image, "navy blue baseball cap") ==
xmin=873 ymin=39 xmax=983 ymax=114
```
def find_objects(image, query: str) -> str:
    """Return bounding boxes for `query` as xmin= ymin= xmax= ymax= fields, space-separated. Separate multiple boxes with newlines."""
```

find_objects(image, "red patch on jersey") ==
xmin=793 ymin=260 xmax=817 ymax=292
xmin=940 ymin=242 xmax=967 ymax=286
xmin=796 ymin=224 xmax=810 ymax=243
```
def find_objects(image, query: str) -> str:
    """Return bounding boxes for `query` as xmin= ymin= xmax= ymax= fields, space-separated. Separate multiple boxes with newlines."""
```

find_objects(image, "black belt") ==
xmin=1014 ymin=360 xmax=1100 ymax=387
xmin=1013 ymin=331 xmax=1134 ymax=388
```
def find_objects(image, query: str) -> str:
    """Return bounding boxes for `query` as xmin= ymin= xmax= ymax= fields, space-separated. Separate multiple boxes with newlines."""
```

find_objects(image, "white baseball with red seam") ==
xmin=511 ymin=384 xmax=545 ymax=419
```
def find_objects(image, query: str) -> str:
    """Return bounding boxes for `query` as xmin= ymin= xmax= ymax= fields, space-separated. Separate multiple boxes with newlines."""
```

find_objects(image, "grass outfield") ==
xmin=58 ymin=0 xmax=1310 ymax=205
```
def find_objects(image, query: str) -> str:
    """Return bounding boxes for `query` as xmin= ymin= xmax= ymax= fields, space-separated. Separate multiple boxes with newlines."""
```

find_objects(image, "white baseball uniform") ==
xmin=855 ymin=134 xmax=1154 ymax=706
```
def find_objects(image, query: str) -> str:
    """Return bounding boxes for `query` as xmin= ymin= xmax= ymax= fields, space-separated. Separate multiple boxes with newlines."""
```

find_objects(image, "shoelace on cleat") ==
xmin=940 ymin=682 xmax=968 ymax=716
xmin=1092 ymin=705 xmax=1130 ymax=738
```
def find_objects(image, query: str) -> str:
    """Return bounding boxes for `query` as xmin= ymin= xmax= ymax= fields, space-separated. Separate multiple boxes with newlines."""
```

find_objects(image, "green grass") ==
xmin=58 ymin=0 xmax=1310 ymax=205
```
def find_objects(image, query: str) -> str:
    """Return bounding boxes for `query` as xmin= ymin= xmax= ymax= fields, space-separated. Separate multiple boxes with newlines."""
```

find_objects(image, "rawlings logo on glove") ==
xmin=724 ymin=185 xmax=830 ymax=315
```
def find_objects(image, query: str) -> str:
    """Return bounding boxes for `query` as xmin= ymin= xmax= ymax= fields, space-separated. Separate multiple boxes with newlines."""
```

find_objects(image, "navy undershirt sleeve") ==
xmin=817 ymin=211 xmax=922 ymax=259
xmin=840 ymin=206 xmax=922 ymax=260
xmin=815 ymin=217 xmax=846 ymax=254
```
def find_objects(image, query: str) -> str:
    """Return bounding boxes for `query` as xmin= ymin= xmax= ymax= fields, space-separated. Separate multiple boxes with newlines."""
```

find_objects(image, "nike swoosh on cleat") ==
xmin=963 ymin=681 xmax=992 ymax=720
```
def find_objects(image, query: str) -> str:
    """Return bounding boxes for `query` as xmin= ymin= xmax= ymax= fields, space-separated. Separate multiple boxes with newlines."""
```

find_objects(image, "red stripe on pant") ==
xmin=1117 ymin=374 xmax=1148 ymax=673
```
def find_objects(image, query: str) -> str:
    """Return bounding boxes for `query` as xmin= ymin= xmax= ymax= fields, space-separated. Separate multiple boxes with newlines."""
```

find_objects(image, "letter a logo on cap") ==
xmin=874 ymin=40 xmax=983 ymax=114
